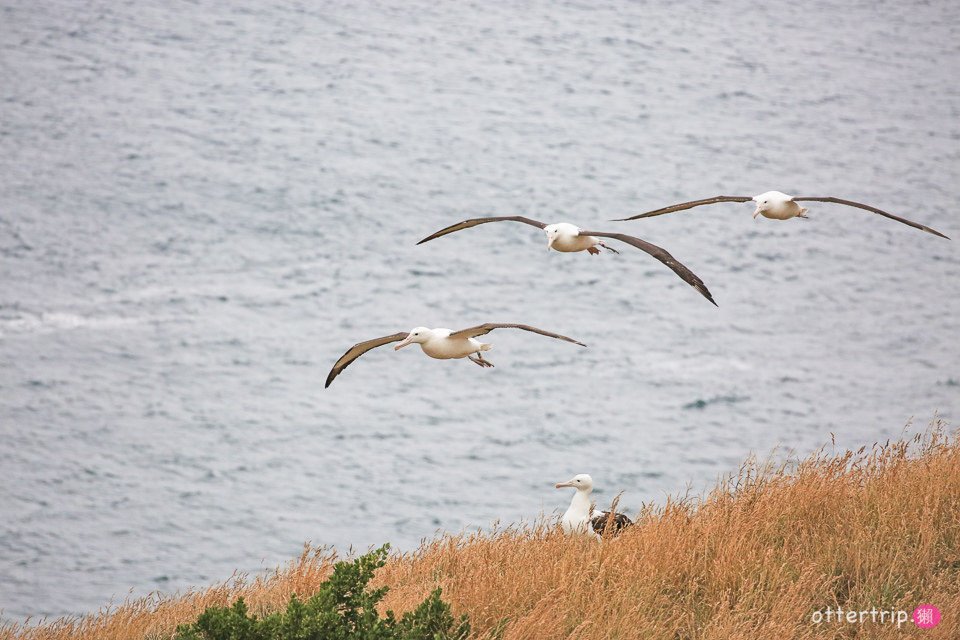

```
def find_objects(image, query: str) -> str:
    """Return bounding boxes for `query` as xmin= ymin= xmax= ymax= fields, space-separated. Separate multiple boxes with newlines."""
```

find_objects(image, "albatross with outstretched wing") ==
xmin=417 ymin=216 xmax=717 ymax=305
xmin=616 ymin=191 xmax=949 ymax=238
xmin=325 ymin=323 xmax=585 ymax=388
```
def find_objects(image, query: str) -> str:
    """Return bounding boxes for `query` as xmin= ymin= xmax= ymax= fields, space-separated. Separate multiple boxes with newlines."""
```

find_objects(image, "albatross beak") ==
xmin=394 ymin=334 xmax=414 ymax=350
xmin=555 ymin=481 xmax=574 ymax=489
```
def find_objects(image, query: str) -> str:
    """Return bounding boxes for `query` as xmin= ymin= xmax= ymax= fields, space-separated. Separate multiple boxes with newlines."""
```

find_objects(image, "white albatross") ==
xmin=555 ymin=474 xmax=633 ymax=537
xmin=325 ymin=323 xmax=585 ymax=388
xmin=615 ymin=191 xmax=949 ymax=238
xmin=417 ymin=217 xmax=716 ymax=305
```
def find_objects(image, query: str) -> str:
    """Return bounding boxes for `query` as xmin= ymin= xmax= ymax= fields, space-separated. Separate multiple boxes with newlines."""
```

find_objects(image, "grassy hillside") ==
xmin=4 ymin=421 xmax=958 ymax=639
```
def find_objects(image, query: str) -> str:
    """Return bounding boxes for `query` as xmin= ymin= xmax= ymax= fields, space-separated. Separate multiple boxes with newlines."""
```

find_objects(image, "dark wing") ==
xmin=417 ymin=216 xmax=547 ymax=244
xmin=580 ymin=230 xmax=717 ymax=306
xmin=792 ymin=196 xmax=949 ymax=239
xmin=447 ymin=323 xmax=586 ymax=346
xmin=591 ymin=511 xmax=633 ymax=536
xmin=614 ymin=196 xmax=752 ymax=221
xmin=325 ymin=332 xmax=409 ymax=388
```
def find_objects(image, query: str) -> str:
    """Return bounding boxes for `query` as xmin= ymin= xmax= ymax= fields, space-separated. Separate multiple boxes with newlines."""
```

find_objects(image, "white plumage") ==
xmin=325 ymin=323 xmax=585 ymax=387
xmin=555 ymin=473 xmax=633 ymax=537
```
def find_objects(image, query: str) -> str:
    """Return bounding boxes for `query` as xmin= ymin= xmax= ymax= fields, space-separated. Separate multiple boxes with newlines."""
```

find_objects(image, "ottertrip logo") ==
xmin=810 ymin=604 xmax=941 ymax=629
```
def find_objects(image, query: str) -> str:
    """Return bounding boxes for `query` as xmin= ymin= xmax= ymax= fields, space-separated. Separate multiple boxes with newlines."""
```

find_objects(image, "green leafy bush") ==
xmin=174 ymin=544 xmax=469 ymax=640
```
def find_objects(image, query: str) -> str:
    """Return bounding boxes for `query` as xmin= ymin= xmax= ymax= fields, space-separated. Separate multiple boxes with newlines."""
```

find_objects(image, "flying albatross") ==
xmin=615 ymin=191 xmax=949 ymax=239
xmin=325 ymin=323 xmax=585 ymax=388
xmin=555 ymin=474 xmax=633 ymax=537
xmin=417 ymin=217 xmax=716 ymax=305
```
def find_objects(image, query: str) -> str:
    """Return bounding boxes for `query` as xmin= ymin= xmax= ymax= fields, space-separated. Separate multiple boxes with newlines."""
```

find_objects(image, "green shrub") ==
xmin=174 ymin=545 xmax=469 ymax=640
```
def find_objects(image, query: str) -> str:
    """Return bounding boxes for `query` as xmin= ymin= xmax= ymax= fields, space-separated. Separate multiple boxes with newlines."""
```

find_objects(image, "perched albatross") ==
xmin=555 ymin=474 xmax=633 ymax=537
xmin=325 ymin=323 xmax=585 ymax=388
xmin=615 ymin=191 xmax=949 ymax=239
xmin=417 ymin=216 xmax=716 ymax=305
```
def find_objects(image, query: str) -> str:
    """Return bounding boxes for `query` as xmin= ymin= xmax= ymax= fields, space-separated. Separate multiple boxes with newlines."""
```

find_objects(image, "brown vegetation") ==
xmin=4 ymin=420 xmax=958 ymax=639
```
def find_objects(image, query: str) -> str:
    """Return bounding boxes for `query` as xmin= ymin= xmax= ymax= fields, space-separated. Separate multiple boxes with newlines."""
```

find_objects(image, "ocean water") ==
xmin=1 ymin=0 xmax=958 ymax=622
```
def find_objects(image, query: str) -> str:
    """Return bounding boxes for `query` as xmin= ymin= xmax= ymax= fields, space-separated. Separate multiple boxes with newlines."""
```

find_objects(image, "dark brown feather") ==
xmin=579 ymin=230 xmax=717 ymax=306
xmin=614 ymin=195 xmax=752 ymax=221
xmin=417 ymin=216 xmax=547 ymax=244
xmin=324 ymin=332 xmax=409 ymax=388
xmin=591 ymin=511 xmax=633 ymax=536
xmin=447 ymin=323 xmax=586 ymax=346
xmin=791 ymin=196 xmax=949 ymax=239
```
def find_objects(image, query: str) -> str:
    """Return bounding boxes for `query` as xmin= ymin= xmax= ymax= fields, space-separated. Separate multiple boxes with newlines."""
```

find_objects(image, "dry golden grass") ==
xmin=4 ymin=420 xmax=958 ymax=640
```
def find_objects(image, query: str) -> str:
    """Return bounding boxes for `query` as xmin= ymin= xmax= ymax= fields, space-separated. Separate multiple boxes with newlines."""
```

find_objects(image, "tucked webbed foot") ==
xmin=468 ymin=354 xmax=495 ymax=367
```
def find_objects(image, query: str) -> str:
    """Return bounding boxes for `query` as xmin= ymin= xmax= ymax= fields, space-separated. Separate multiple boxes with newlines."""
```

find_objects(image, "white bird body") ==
xmin=325 ymin=323 xmax=585 ymax=387
xmin=404 ymin=328 xmax=489 ymax=360
xmin=752 ymin=191 xmax=808 ymax=220
xmin=621 ymin=191 xmax=948 ymax=238
xmin=555 ymin=473 xmax=634 ymax=537
xmin=561 ymin=488 xmax=594 ymax=535
xmin=544 ymin=222 xmax=600 ymax=253
xmin=556 ymin=474 xmax=598 ymax=535
xmin=417 ymin=215 xmax=718 ymax=304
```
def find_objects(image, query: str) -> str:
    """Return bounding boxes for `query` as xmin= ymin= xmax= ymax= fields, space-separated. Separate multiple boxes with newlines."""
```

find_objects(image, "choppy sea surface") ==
xmin=1 ymin=0 xmax=958 ymax=622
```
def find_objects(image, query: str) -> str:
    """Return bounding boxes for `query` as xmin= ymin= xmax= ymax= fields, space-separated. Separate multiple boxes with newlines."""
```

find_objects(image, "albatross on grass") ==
xmin=555 ymin=474 xmax=633 ymax=537
xmin=616 ymin=191 xmax=949 ymax=238
xmin=325 ymin=323 xmax=585 ymax=388
xmin=417 ymin=216 xmax=717 ymax=305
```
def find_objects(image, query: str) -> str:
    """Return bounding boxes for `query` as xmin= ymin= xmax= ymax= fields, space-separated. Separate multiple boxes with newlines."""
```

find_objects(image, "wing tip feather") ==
xmin=693 ymin=282 xmax=718 ymax=306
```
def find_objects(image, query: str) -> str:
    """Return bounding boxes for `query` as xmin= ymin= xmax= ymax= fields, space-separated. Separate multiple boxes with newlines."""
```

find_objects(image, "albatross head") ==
xmin=555 ymin=473 xmax=593 ymax=493
xmin=394 ymin=327 xmax=432 ymax=350
xmin=751 ymin=191 xmax=792 ymax=218
xmin=543 ymin=223 xmax=580 ymax=250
